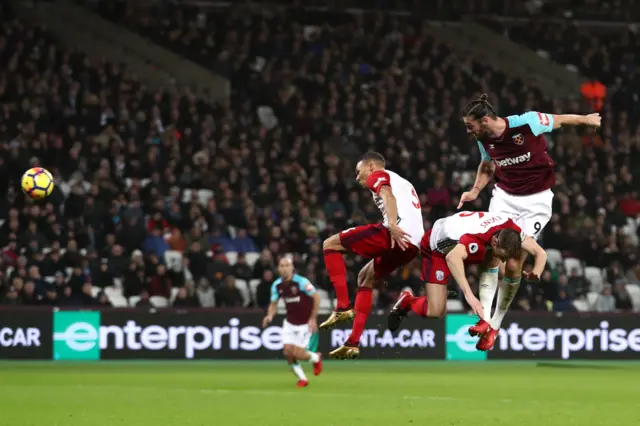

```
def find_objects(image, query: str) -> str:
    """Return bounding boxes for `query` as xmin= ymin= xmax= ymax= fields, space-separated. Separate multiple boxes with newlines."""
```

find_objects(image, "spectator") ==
xmin=149 ymin=264 xmax=172 ymax=298
xmin=232 ymin=253 xmax=253 ymax=281
xmin=21 ymin=281 xmax=39 ymax=305
xmin=196 ymin=278 xmax=215 ymax=308
xmin=553 ymin=290 xmax=577 ymax=312
xmin=207 ymin=252 xmax=232 ymax=286
xmin=173 ymin=287 xmax=198 ymax=307
xmin=613 ymin=283 xmax=633 ymax=311
xmin=216 ymin=276 xmax=244 ymax=308
xmin=143 ymin=227 xmax=170 ymax=259
xmin=232 ymin=229 xmax=258 ymax=253
xmin=93 ymin=259 xmax=114 ymax=288
xmin=594 ymin=286 xmax=617 ymax=312
xmin=136 ymin=290 xmax=153 ymax=308
xmin=256 ymin=270 xmax=276 ymax=309
xmin=97 ymin=292 xmax=113 ymax=307
xmin=2 ymin=286 xmax=20 ymax=305
xmin=166 ymin=228 xmax=186 ymax=253
xmin=568 ymin=269 xmax=589 ymax=298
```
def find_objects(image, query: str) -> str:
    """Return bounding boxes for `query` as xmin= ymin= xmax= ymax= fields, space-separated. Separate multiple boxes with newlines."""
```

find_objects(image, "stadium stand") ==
xmin=0 ymin=0 xmax=638 ymax=315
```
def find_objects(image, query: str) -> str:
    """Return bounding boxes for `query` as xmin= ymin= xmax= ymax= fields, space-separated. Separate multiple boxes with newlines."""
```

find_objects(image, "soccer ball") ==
xmin=21 ymin=167 xmax=54 ymax=199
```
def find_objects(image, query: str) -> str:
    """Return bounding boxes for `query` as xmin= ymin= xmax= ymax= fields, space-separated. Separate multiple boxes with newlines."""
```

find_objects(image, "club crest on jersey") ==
xmin=291 ymin=286 xmax=298 ymax=295
xmin=512 ymin=134 xmax=524 ymax=145
xmin=436 ymin=270 xmax=445 ymax=281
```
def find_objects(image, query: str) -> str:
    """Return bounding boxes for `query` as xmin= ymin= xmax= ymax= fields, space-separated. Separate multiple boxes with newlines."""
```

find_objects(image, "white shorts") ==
xmin=489 ymin=186 xmax=554 ymax=239
xmin=282 ymin=320 xmax=311 ymax=348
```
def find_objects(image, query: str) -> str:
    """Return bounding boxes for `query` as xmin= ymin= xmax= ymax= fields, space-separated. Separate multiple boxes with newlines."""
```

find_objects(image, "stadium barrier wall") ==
xmin=2 ymin=308 xmax=640 ymax=361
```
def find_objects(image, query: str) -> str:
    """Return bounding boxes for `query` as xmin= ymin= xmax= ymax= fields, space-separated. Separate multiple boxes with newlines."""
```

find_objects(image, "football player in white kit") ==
xmin=321 ymin=152 xmax=424 ymax=359
xmin=388 ymin=211 xmax=547 ymax=335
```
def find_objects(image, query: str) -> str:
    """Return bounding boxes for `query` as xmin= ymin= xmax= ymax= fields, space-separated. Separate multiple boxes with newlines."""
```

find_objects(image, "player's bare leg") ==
xmin=329 ymin=260 xmax=378 ymax=360
xmin=469 ymin=256 xmax=503 ymax=337
xmin=320 ymin=234 xmax=355 ymax=329
xmin=388 ymin=283 xmax=447 ymax=331
xmin=477 ymin=252 xmax=525 ymax=351
xmin=284 ymin=344 xmax=309 ymax=387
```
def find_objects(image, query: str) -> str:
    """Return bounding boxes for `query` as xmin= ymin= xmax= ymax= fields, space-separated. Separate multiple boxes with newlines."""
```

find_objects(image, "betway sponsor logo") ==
xmin=498 ymin=321 xmax=640 ymax=359
xmin=331 ymin=328 xmax=436 ymax=349
xmin=61 ymin=318 xmax=284 ymax=359
xmin=494 ymin=152 xmax=531 ymax=167
xmin=284 ymin=297 xmax=300 ymax=303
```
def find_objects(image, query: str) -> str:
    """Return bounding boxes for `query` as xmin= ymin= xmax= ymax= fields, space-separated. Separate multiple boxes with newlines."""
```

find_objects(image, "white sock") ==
xmin=291 ymin=363 xmax=307 ymax=381
xmin=490 ymin=276 xmax=521 ymax=330
xmin=478 ymin=267 xmax=500 ymax=321
xmin=307 ymin=352 xmax=320 ymax=363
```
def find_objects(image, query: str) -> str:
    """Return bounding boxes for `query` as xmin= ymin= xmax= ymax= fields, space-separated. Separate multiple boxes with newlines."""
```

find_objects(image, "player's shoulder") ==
xmin=292 ymin=274 xmax=309 ymax=285
xmin=271 ymin=277 xmax=283 ymax=288
xmin=506 ymin=111 xmax=553 ymax=132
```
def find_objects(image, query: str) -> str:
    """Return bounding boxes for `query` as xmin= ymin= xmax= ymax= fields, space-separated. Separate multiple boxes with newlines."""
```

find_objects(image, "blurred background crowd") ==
xmin=0 ymin=0 xmax=638 ymax=314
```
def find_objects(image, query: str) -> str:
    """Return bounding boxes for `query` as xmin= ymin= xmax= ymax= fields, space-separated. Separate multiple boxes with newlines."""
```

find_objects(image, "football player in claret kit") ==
xmin=262 ymin=257 xmax=322 ymax=388
xmin=321 ymin=152 xmax=424 ymax=359
xmin=458 ymin=94 xmax=601 ymax=350
xmin=388 ymin=211 xmax=547 ymax=332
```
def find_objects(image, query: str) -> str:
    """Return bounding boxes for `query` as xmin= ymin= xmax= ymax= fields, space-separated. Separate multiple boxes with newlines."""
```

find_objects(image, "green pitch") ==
xmin=1 ymin=361 xmax=639 ymax=426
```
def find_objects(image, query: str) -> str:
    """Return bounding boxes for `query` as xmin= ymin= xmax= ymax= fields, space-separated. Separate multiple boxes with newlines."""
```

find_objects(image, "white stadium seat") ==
xmin=150 ymin=296 xmax=169 ymax=308
xmin=584 ymin=266 xmax=604 ymax=292
xmin=563 ymin=257 xmax=583 ymax=276
xmin=235 ymin=279 xmax=252 ymax=307
xmin=104 ymin=286 xmax=127 ymax=307
xmin=245 ymin=252 xmax=260 ymax=267
xmin=44 ymin=276 xmax=56 ymax=284
xmin=90 ymin=286 xmax=101 ymax=298
xmin=164 ymin=250 xmax=183 ymax=271
xmin=587 ymin=292 xmax=599 ymax=308
xmin=225 ymin=251 xmax=238 ymax=265
xmin=446 ymin=299 xmax=465 ymax=312
xmin=197 ymin=189 xmax=214 ymax=205
xmin=546 ymin=249 xmax=563 ymax=270
xmin=249 ymin=279 xmax=261 ymax=302
xmin=573 ymin=300 xmax=589 ymax=312
xmin=128 ymin=296 xmax=141 ymax=307
xmin=625 ymin=285 xmax=640 ymax=311
xmin=181 ymin=189 xmax=193 ymax=204
xmin=170 ymin=287 xmax=180 ymax=303
xmin=319 ymin=297 xmax=333 ymax=314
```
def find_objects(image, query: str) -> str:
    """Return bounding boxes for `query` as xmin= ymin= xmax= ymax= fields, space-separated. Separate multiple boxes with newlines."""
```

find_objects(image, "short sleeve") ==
xmin=477 ymin=140 xmax=491 ymax=161
xmin=365 ymin=170 xmax=391 ymax=195
xmin=270 ymin=281 xmax=280 ymax=303
xmin=296 ymin=276 xmax=316 ymax=296
xmin=459 ymin=234 xmax=486 ymax=259
xmin=507 ymin=111 xmax=554 ymax=136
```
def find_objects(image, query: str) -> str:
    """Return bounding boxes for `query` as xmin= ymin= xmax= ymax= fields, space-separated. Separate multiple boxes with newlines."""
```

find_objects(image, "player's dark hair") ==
xmin=360 ymin=152 xmax=386 ymax=167
xmin=462 ymin=93 xmax=497 ymax=120
xmin=497 ymin=228 xmax=522 ymax=258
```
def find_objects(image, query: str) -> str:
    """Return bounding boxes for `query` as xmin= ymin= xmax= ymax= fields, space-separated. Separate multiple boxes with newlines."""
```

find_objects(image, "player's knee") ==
xmin=427 ymin=303 xmax=446 ymax=318
xmin=283 ymin=345 xmax=293 ymax=358
xmin=323 ymin=235 xmax=341 ymax=251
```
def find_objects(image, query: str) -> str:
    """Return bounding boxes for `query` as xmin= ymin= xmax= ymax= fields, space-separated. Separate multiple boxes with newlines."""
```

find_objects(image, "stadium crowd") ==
xmin=0 ymin=0 xmax=639 ymax=314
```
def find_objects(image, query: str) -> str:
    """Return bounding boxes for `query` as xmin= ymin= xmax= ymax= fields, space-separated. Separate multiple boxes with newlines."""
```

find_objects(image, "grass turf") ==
xmin=1 ymin=361 xmax=639 ymax=426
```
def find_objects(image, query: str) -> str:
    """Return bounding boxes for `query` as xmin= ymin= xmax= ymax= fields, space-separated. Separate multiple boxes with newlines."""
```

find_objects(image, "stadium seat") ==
xmin=65 ymin=267 xmax=73 ymax=277
xmin=180 ymin=189 xmax=193 ymax=204
xmin=225 ymin=251 xmax=238 ymax=265
xmin=128 ymin=296 xmax=141 ymax=307
xmin=245 ymin=252 xmax=260 ymax=267
xmin=44 ymin=276 xmax=55 ymax=284
xmin=584 ymin=267 xmax=604 ymax=292
xmin=42 ymin=247 xmax=51 ymax=255
xmin=319 ymin=297 xmax=333 ymax=314
xmin=79 ymin=249 xmax=87 ymax=257
xmin=235 ymin=279 xmax=252 ymax=307
xmin=164 ymin=250 xmax=183 ymax=271
xmin=6 ymin=266 xmax=14 ymax=277
xmin=546 ymin=249 xmax=563 ymax=270
xmin=90 ymin=286 xmax=101 ymax=298
xmin=446 ymin=299 xmax=465 ymax=312
xmin=206 ymin=250 xmax=213 ymax=258
xmin=227 ymin=226 xmax=237 ymax=239
xmin=249 ymin=279 xmax=261 ymax=302
xmin=113 ymin=278 xmax=123 ymax=288
xmin=104 ymin=286 xmax=126 ymax=307
xmin=586 ymin=292 xmax=599 ymax=308
xmin=573 ymin=300 xmax=589 ymax=312
xmin=625 ymin=285 xmax=640 ymax=311
xmin=563 ymin=258 xmax=583 ymax=276
xmin=150 ymin=296 xmax=169 ymax=308
xmin=623 ymin=218 xmax=639 ymax=245
xmin=317 ymin=289 xmax=330 ymax=301
xmin=170 ymin=287 xmax=180 ymax=303
xmin=197 ymin=189 xmax=214 ymax=205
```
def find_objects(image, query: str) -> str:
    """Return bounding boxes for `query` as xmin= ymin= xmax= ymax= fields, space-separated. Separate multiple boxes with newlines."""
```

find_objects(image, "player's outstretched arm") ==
xmin=551 ymin=113 xmax=601 ymax=129
xmin=520 ymin=237 xmax=547 ymax=281
xmin=445 ymin=245 xmax=484 ymax=318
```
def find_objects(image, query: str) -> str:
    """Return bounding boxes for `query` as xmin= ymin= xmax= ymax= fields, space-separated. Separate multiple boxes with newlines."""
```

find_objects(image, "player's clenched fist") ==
xmin=457 ymin=188 xmax=479 ymax=209
xmin=584 ymin=112 xmax=602 ymax=127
